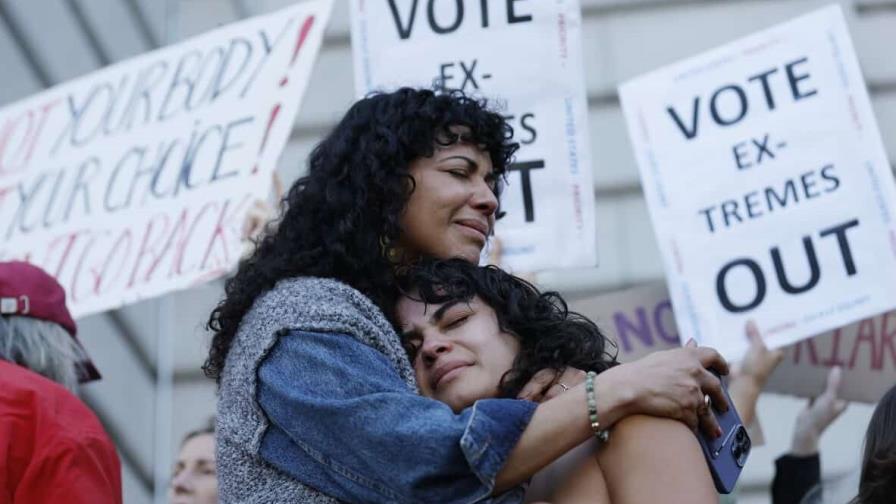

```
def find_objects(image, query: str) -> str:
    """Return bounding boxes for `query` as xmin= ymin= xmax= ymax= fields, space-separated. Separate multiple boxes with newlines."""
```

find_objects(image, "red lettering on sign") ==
xmin=849 ymin=318 xmax=880 ymax=370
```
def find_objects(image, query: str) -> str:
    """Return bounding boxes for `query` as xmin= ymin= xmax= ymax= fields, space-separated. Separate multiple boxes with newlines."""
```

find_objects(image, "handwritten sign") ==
xmin=349 ymin=0 xmax=597 ymax=272
xmin=0 ymin=0 xmax=333 ymax=317
xmin=569 ymin=282 xmax=681 ymax=362
xmin=618 ymin=6 xmax=896 ymax=361
xmin=569 ymin=280 xmax=896 ymax=404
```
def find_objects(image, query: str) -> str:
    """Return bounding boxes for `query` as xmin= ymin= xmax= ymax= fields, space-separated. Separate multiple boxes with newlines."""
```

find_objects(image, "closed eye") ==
xmin=485 ymin=172 xmax=500 ymax=192
xmin=445 ymin=315 xmax=470 ymax=330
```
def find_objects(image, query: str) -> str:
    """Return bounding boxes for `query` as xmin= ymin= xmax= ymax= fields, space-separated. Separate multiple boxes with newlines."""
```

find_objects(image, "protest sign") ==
xmin=618 ymin=5 xmax=896 ymax=361
xmin=349 ymin=0 xmax=597 ymax=272
xmin=569 ymin=280 xmax=896 ymax=404
xmin=569 ymin=281 xmax=681 ymax=362
xmin=0 ymin=0 xmax=333 ymax=317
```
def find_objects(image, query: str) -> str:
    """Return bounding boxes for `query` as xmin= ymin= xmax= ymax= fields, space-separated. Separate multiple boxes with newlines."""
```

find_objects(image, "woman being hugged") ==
xmin=205 ymin=88 xmax=728 ymax=503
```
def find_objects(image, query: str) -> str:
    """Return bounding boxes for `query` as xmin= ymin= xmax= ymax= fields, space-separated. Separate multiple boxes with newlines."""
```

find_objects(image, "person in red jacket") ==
xmin=0 ymin=261 xmax=122 ymax=503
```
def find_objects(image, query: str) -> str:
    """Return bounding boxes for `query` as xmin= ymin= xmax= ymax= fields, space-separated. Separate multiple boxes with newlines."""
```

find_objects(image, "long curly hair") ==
xmin=395 ymin=259 xmax=618 ymax=398
xmin=853 ymin=384 xmax=896 ymax=503
xmin=204 ymin=88 xmax=518 ymax=382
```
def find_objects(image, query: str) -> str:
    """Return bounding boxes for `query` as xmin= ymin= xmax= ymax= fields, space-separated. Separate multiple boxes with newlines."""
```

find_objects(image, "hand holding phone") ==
xmin=696 ymin=374 xmax=751 ymax=494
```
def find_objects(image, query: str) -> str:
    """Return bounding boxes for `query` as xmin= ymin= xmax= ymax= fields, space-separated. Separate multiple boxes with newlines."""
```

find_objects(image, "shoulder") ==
xmin=247 ymin=276 xmax=393 ymax=335
xmin=0 ymin=361 xmax=84 ymax=416
xmin=246 ymin=277 xmax=415 ymax=387
xmin=0 ymin=362 xmax=118 ymax=467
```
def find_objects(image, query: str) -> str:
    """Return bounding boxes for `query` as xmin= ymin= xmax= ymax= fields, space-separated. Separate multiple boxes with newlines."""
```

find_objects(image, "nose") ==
xmin=470 ymin=178 xmax=498 ymax=217
xmin=171 ymin=471 xmax=192 ymax=495
xmin=421 ymin=337 xmax=453 ymax=366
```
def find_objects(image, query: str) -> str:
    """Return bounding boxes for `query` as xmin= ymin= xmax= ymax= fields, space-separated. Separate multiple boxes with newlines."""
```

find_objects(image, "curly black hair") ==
xmin=204 ymin=88 xmax=518 ymax=382
xmin=853 ymin=384 xmax=896 ymax=504
xmin=395 ymin=259 xmax=618 ymax=398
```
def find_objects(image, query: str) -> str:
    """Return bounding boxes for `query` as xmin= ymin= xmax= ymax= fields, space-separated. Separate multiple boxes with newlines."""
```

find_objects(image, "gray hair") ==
xmin=0 ymin=316 xmax=87 ymax=394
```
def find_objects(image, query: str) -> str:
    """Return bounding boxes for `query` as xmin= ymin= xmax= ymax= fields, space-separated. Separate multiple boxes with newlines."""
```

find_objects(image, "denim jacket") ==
xmin=216 ymin=276 xmax=536 ymax=504
xmin=258 ymin=331 xmax=535 ymax=503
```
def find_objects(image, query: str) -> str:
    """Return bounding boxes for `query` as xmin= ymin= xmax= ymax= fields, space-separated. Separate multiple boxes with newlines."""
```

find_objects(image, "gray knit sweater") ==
xmin=216 ymin=276 xmax=417 ymax=503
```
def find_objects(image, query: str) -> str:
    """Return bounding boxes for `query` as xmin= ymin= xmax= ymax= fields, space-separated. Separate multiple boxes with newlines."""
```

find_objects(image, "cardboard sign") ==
xmin=569 ymin=282 xmax=681 ymax=362
xmin=0 ymin=0 xmax=333 ymax=317
xmin=349 ymin=0 xmax=597 ymax=272
xmin=569 ymin=280 xmax=896 ymax=404
xmin=618 ymin=6 xmax=896 ymax=361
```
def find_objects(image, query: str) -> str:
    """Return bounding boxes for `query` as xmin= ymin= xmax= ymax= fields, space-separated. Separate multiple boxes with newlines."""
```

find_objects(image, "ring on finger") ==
xmin=699 ymin=394 xmax=712 ymax=414
xmin=557 ymin=382 xmax=570 ymax=392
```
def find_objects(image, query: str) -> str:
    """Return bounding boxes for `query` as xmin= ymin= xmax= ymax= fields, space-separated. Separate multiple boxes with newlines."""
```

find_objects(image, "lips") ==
xmin=455 ymin=219 xmax=489 ymax=240
xmin=431 ymin=360 xmax=470 ymax=390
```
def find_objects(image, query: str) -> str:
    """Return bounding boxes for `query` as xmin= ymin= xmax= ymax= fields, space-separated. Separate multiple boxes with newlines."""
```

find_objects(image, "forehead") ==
xmin=395 ymin=293 xmax=439 ymax=327
xmin=179 ymin=433 xmax=215 ymax=461
xmin=433 ymin=126 xmax=490 ymax=156
xmin=397 ymin=292 xmax=491 ymax=328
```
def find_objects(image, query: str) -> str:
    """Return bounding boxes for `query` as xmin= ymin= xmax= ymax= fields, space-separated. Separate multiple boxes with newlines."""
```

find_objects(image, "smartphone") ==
xmin=696 ymin=375 xmax=750 ymax=494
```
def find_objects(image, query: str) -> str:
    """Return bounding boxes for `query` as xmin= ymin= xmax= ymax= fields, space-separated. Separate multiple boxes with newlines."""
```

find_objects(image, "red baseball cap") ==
xmin=0 ymin=261 xmax=101 ymax=382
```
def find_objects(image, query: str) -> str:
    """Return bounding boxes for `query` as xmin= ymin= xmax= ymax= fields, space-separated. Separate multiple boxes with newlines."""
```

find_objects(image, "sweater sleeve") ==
xmin=257 ymin=329 xmax=535 ymax=504
xmin=771 ymin=453 xmax=821 ymax=504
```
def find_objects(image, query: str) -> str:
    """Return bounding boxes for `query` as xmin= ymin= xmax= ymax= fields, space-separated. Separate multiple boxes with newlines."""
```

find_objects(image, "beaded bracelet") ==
xmin=585 ymin=371 xmax=609 ymax=443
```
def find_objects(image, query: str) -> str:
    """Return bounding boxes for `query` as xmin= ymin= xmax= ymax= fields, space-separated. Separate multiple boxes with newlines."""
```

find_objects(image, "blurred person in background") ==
xmin=772 ymin=366 xmax=848 ymax=504
xmin=727 ymin=321 xmax=785 ymax=429
xmin=0 ymin=261 xmax=122 ymax=504
xmin=721 ymin=319 xmax=849 ymax=504
xmin=170 ymin=420 xmax=218 ymax=504
xmin=849 ymin=383 xmax=896 ymax=504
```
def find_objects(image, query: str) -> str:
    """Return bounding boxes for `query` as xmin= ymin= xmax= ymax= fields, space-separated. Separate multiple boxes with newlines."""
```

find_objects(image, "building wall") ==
xmin=1 ymin=0 xmax=892 ymax=502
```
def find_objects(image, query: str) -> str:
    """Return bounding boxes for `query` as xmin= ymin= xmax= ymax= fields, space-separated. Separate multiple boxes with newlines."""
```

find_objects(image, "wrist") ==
xmin=733 ymin=373 xmax=766 ymax=393
xmin=590 ymin=370 xmax=632 ymax=428
xmin=791 ymin=427 xmax=820 ymax=456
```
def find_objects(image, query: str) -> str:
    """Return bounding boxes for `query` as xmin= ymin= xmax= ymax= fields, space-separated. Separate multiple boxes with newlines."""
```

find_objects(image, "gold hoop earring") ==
xmin=379 ymin=236 xmax=402 ymax=263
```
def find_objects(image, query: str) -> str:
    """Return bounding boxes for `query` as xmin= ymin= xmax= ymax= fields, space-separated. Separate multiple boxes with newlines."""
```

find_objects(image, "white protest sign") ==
xmin=349 ymin=0 xmax=597 ymax=272
xmin=618 ymin=5 xmax=896 ymax=361
xmin=0 ymin=0 xmax=333 ymax=317
xmin=569 ymin=280 xmax=896 ymax=404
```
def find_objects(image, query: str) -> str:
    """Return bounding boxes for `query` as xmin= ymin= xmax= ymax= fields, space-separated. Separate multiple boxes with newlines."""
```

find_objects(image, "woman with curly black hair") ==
xmin=396 ymin=259 xmax=731 ymax=503
xmin=206 ymin=87 xmax=728 ymax=503
xmin=395 ymin=259 xmax=619 ymax=412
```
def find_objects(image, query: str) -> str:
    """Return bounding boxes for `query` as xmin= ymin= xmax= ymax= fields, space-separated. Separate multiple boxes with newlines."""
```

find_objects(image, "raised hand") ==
xmin=791 ymin=366 xmax=848 ymax=456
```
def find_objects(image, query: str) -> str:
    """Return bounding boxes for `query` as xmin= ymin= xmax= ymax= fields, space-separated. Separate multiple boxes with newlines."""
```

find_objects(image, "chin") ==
xmin=447 ymin=398 xmax=474 ymax=413
xmin=443 ymin=244 xmax=482 ymax=264
xmin=429 ymin=235 xmax=483 ymax=263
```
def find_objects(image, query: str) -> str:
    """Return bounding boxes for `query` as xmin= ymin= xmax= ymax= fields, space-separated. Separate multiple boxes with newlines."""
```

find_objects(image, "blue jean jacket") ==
xmin=257 ymin=330 xmax=537 ymax=503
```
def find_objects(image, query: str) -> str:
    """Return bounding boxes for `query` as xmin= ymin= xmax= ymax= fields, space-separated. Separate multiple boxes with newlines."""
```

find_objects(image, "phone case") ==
xmin=696 ymin=376 xmax=751 ymax=494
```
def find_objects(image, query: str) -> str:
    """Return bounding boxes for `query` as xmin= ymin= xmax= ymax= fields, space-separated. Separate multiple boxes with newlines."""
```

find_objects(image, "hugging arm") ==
xmin=257 ymin=330 xmax=729 ymax=502
xmin=501 ymin=344 xmax=731 ymax=503
xmin=258 ymin=330 xmax=538 ymax=503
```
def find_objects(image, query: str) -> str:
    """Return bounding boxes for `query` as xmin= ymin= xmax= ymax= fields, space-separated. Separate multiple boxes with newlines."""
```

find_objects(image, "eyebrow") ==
xmin=196 ymin=459 xmax=216 ymax=469
xmin=438 ymin=155 xmax=477 ymax=167
xmin=400 ymin=300 xmax=461 ymax=341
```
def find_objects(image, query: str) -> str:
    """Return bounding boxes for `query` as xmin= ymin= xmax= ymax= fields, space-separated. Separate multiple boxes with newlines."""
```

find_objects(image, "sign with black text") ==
xmin=0 ymin=0 xmax=332 ymax=317
xmin=618 ymin=6 xmax=896 ymax=360
xmin=349 ymin=0 xmax=597 ymax=272
xmin=570 ymin=280 xmax=896 ymax=404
